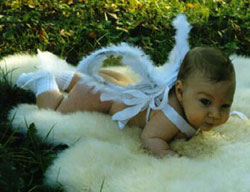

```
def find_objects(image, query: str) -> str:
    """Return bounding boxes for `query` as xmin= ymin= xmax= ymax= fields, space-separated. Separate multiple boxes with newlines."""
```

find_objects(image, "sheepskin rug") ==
xmin=1 ymin=52 xmax=250 ymax=192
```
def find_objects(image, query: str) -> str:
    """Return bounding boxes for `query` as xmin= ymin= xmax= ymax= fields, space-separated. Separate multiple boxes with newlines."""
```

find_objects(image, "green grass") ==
xmin=0 ymin=0 xmax=249 ymax=64
xmin=0 ymin=0 xmax=249 ymax=191
xmin=0 ymin=70 xmax=64 ymax=191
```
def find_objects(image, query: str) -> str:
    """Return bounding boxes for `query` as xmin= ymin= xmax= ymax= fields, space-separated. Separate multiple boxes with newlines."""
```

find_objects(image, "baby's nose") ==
xmin=208 ymin=107 xmax=221 ymax=120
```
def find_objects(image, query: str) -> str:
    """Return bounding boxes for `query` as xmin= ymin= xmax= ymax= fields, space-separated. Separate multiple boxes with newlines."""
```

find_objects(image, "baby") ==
xmin=16 ymin=46 xmax=235 ymax=157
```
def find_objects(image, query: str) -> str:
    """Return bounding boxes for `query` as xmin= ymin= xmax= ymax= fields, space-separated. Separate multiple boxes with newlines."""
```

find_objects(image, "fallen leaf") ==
xmin=88 ymin=31 xmax=95 ymax=38
xmin=28 ymin=0 xmax=35 ymax=8
xmin=60 ymin=29 xmax=72 ymax=37
xmin=39 ymin=28 xmax=48 ymax=41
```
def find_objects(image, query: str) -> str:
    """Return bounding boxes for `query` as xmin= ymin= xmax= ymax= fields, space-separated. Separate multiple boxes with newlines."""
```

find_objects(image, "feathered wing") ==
xmin=77 ymin=42 xmax=158 ymax=85
xmin=76 ymin=14 xmax=191 ymax=91
xmin=159 ymin=14 xmax=192 ymax=86
xmin=76 ymin=42 xmax=161 ymax=103
xmin=75 ymin=14 xmax=192 ymax=129
xmin=168 ymin=14 xmax=191 ymax=67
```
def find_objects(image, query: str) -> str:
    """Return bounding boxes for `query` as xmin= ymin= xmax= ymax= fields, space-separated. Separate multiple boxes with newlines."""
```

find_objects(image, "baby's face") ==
xmin=176 ymin=72 xmax=235 ymax=131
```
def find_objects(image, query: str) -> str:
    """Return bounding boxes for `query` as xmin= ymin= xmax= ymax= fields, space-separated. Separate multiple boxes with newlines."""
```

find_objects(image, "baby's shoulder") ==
xmin=147 ymin=110 xmax=180 ymax=140
xmin=150 ymin=110 xmax=176 ymax=128
xmin=150 ymin=110 xmax=187 ymax=140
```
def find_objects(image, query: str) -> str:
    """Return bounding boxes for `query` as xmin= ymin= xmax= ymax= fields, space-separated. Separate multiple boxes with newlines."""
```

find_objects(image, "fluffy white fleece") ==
xmin=1 ymin=52 xmax=250 ymax=192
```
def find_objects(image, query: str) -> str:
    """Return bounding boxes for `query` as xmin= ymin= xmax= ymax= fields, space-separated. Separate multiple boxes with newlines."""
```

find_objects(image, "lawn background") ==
xmin=0 ymin=0 xmax=249 ymax=191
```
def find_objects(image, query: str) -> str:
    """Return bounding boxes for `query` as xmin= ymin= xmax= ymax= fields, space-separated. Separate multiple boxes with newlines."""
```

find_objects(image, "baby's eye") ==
xmin=200 ymin=99 xmax=211 ymax=106
xmin=221 ymin=104 xmax=231 ymax=109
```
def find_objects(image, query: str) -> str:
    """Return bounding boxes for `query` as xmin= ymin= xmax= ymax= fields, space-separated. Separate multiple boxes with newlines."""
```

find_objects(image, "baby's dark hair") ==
xmin=177 ymin=47 xmax=235 ymax=82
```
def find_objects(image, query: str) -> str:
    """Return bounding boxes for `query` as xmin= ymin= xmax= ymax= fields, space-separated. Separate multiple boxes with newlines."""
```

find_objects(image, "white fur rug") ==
xmin=1 ymin=52 xmax=250 ymax=192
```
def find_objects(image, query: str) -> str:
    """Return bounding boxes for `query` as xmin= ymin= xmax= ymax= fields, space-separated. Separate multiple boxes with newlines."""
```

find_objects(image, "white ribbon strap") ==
xmin=230 ymin=111 xmax=248 ymax=120
xmin=162 ymin=104 xmax=196 ymax=138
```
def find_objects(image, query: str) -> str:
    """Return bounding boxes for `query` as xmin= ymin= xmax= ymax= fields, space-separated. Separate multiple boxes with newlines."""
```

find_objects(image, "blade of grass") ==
xmin=42 ymin=124 xmax=56 ymax=144
xmin=3 ymin=123 xmax=21 ymax=147
xmin=100 ymin=178 xmax=105 ymax=192
xmin=1 ymin=111 xmax=17 ymax=142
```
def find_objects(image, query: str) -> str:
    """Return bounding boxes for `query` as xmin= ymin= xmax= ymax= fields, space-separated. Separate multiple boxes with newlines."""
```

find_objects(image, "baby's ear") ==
xmin=175 ymin=80 xmax=184 ymax=103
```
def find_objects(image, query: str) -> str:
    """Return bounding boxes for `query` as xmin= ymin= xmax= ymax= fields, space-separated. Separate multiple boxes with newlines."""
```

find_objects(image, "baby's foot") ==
xmin=17 ymin=70 xmax=59 ymax=96
xmin=37 ymin=49 xmax=75 ymax=91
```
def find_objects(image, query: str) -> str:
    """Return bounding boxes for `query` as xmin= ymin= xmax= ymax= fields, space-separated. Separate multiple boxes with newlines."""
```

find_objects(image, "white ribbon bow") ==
xmin=107 ymin=84 xmax=172 ymax=129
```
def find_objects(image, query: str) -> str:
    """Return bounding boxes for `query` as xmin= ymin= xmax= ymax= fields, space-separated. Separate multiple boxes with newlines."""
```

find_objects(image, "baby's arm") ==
xmin=141 ymin=111 xmax=179 ymax=157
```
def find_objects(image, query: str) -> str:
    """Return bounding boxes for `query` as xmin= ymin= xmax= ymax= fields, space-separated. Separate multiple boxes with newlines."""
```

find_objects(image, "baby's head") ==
xmin=175 ymin=47 xmax=235 ymax=131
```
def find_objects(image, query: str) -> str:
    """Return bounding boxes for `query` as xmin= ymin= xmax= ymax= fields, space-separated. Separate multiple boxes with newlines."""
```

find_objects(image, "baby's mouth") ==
xmin=202 ymin=122 xmax=214 ymax=131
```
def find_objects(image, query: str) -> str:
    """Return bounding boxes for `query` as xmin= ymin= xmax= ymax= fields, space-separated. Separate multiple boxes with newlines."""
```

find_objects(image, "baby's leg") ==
xmin=64 ymin=72 xmax=83 ymax=92
xmin=56 ymin=83 xmax=112 ymax=113
xmin=37 ymin=91 xmax=64 ymax=110
xmin=54 ymin=71 xmax=82 ymax=93
xmin=16 ymin=70 xmax=110 ymax=112
xmin=17 ymin=69 xmax=133 ymax=113
xmin=55 ymin=69 xmax=134 ymax=113
xmin=55 ymin=70 xmax=134 ymax=113
xmin=16 ymin=70 xmax=64 ymax=110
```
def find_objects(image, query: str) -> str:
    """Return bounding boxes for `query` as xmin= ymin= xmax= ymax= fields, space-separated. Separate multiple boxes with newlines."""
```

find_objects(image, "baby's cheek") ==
xmin=186 ymin=111 xmax=204 ymax=128
xmin=219 ymin=112 xmax=230 ymax=125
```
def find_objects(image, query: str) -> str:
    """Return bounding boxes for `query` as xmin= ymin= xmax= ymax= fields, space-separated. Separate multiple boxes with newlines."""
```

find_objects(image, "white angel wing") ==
xmin=76 ymin=42 xmax=162 ymax=102
xmin=77 ymin=42 xmax=158 ymax=86
xmin=167 ymin=14 xmax=191 ymax=67
xmin=77 ymin=14 xmax=191 ymax=89
xmin=76 ymin=13 xmax=192 ymax=129
xmin=159 ymin=14 xmax=192 ymax=86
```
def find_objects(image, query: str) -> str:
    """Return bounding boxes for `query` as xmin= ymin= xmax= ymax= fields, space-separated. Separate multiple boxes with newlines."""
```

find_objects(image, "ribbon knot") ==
xmin=111 ymin=84 xmax=172 ymax=129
